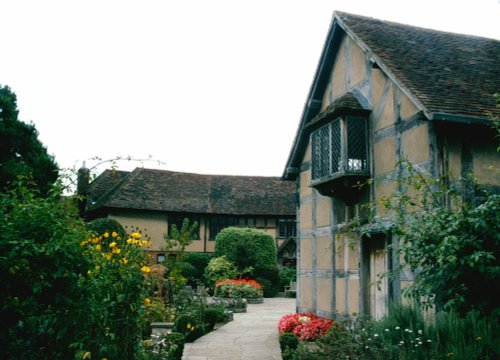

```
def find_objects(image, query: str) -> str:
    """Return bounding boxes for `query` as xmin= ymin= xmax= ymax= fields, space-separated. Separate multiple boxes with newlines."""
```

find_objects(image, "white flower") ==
xmin=427 ymin=339 xmax=432 ymax=343
xmin=400 ymin=341 xmax=404 ymax=344
xmin=418 ymin=329 xmax=423 ymax=335
xmin=395 ymin=326 xmax=400 ymax=330
xmin=385 ymin=328 xmax=390 ymax=332
xmin=374 ymin=334 xmax=379 ymax=337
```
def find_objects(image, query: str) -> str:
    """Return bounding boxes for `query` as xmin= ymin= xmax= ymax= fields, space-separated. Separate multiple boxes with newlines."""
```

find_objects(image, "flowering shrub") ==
xmin=214 ymin=279 xmax=264 ymax=299
xmin=278 ymin=313 xmax=334 ymax=341
xmin=78 ymin=230 xmax=151 ymax=359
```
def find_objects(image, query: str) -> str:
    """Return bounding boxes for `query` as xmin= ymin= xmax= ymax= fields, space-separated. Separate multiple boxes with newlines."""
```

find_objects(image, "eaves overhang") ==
xmin=429 ymin=112 xmax=495 ymax=126
xmin=282 ymin=16 xmax=346 ymax=181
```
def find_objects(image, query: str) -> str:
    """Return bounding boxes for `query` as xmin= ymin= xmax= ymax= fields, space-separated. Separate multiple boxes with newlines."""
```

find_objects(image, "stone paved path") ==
xmin=182 ymin=297 xmax=296 ymax=360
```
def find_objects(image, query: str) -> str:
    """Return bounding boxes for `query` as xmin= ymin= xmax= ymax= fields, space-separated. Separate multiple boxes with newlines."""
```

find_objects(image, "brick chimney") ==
xmin=76 ymin=163 xmax=90 ymax=218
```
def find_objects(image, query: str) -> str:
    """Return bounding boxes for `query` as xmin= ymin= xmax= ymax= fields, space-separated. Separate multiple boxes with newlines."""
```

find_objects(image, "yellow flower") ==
xmin=104 ymin=232 xmax=109 ymax=238
xmin=82 ymin=351 xmax=91 ymax=359
xmin=111 ymin=231 xmax=118 ymax=238
xmin=105 ymin=253 xmax=112 ymax=260
xmin=122 ymin=258 xmax=128 ymax=265
xmin=476 ymin=336 xmax=482 ymax=341
xmin=101 ymin=358 xmax=108 ymax=360
xmin=109 ymin=241 xmax=117 ymax=248
xmin=132 ymin=232 xmax=141 ymax=239
xmin=95 ymin=244 xmax=102 ymax=251
xmin=112 ymin=247 xmax=121 ymax=254
xmin=95 ymin=265 xmax=100 ymax=271
xmin=144 ymin=297 xmax=151 ymax=305
xmin=187 ymin=323 xmax=191 ymax=329
xmin=141 ymin=266 xmax=151 ymax=273
xmin=87 ymin=270 xmax=92 ymax=276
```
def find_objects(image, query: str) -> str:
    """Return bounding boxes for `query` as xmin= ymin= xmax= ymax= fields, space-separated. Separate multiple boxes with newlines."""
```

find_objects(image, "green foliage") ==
xmin=204 ymin=255 xmax=239 ymax=286
xmin=164 ymin=218 xmax=198 ymax=253
xmin=140 ymin=332 xmax=185 ymax=360
xmin=280 ymin=332 xmax=299 ymax=360
xmin=293 ymin=322 xmax=365 ymax=360
xmin=0 ymin=182 xmax=90 ymax=359
xmin=182 ymin=252 xmax=213 ymax=286
xmin=86 ymin=217 xmax=127 ymax=239
xmin=203 ymin=307 xmax=219 ymax=332
xmin=174 ymin=261 xmax=198 ymax=286
xmin=279 ymin=265 xmax=297 ymax=291
xmin=174 ymin=313 xmax=205 ymax=342
xmin=214 ymin=227 xmax=280 ymax=296
xmin=214 ymin=279 xmax=263 ymax=299
xmin=77 ymin=229 xmax=150 ymax=359
xmin=0 ymin=181 xmax=151 ymax=359
xmin=291 ymin=304 xmax=500 ymax=360
xmin=0 ymin=85 xmax=58 ymax=196
xmin=214 ymin=227 xmax=278 ymax=270
xmin=364 ymin=160 xmax=500 ymax=317
xmin=254 ymin=265 xmax=281 ymax=297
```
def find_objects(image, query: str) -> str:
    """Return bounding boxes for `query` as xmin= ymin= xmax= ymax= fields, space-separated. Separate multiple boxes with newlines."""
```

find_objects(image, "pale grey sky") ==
xmin=1 ymin=0 xmax=499 ymax=179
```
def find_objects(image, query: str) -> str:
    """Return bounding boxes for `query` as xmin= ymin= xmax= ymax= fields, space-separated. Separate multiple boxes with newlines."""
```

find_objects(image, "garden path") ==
xmin=182 ymin=297 xmax=296 ymax=360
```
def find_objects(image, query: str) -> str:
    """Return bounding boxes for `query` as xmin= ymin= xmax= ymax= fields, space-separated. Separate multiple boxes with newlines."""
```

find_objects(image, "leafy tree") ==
xmin=0 ymin=85 xmax=58 ymax=195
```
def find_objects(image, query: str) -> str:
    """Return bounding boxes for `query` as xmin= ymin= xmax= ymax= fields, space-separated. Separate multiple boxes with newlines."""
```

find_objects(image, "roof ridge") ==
xmin=334 ymin=10 xmax=500 ymax=41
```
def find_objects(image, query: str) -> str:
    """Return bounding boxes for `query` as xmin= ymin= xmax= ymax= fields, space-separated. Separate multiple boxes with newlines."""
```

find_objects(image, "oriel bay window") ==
xmin=309 ymin=92 xmax=371 ymax=203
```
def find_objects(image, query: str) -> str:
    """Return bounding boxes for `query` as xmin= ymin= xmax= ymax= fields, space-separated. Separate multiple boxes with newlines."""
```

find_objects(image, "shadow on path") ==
xmin=182 ymin=297 xmax=296 ymax=360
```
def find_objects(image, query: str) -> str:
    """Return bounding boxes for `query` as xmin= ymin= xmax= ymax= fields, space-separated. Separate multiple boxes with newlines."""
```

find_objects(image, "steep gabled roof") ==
xmin=335 ymin=11 xmax=500 ymax=120
xmin=87 ymin=168 xmax=296 ymax=216
xmin=283 ymin=11 xmax=500 ymax=180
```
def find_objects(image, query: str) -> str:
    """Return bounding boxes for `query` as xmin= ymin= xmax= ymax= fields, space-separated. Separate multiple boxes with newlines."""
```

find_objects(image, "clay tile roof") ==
xmin=87 ymin=168 xmax=296 ymax=216
xmin=336 ymin=11 xmax=500 ymax=119
xmin=308 ymin=90 xmax=371 ymax=128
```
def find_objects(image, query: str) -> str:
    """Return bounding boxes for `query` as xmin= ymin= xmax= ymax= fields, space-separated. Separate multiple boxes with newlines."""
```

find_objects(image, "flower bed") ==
xmin=278 ymin=313 xmax=334 ymax=341
xmin=214 ymin=279 xmax=264 ymax=300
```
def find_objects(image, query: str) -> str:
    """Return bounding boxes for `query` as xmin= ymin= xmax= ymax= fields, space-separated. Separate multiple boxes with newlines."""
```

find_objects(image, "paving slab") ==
xmin=182 ymin=297 xmax=296 ymax=360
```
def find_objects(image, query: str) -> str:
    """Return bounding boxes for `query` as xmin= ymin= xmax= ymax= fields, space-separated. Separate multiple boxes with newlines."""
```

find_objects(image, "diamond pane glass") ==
xmin=347 ymin=117 xmax=367 ymax=172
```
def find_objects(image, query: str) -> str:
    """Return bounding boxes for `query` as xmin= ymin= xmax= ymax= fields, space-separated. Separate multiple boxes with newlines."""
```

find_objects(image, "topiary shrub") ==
xmin=203 ymin=308 xmax=219 ymax=332
xmin=214 ymin=227 xmax=279 ymax=296
xmin=279 ymin=332 xmax=299 ymax=360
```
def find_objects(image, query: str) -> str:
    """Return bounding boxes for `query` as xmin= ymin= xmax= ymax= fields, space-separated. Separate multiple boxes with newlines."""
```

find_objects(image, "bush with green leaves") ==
xmin=0 ymin=181 xmax=151 ymax=359
xmin=182 ymin=252 xmax=213 ymax=286
xmin=279 ymin=332 xmax=299 ymax=360
xmin=214 ymin=279 xmax=264 ymax=299
xmin=279 ymin=264 xmax=297 ymax=291
xmin=214 ymin=227 xmax=280 ymax=296
xmin=140 ymin=332 xmax=185 ymax=360
xmin=204 ymin=255 xmax=239 ymax=287
xmin=291 ymin=304 xmax=500 ymax=360
xmin=0 ymin=182 xmax=90 ymax=359
xmin=364 ymin=160 xmax=500 ymax=317
xmin=86 ymin=217 xmax=127 ymax=239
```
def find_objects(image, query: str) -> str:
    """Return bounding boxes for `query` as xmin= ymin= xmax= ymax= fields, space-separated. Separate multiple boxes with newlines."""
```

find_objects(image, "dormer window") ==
xmin=308 ymin=91 xmax=371 ymax=203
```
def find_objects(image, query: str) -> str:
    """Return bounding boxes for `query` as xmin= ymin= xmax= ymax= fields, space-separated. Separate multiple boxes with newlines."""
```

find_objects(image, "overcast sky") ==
xmin=1 ymin=0 xmax=499 ymax=180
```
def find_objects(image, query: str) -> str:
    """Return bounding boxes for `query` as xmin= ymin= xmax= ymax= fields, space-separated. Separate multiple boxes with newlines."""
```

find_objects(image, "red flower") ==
xmin=278 ymin=313 xmax=333 ymax=341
